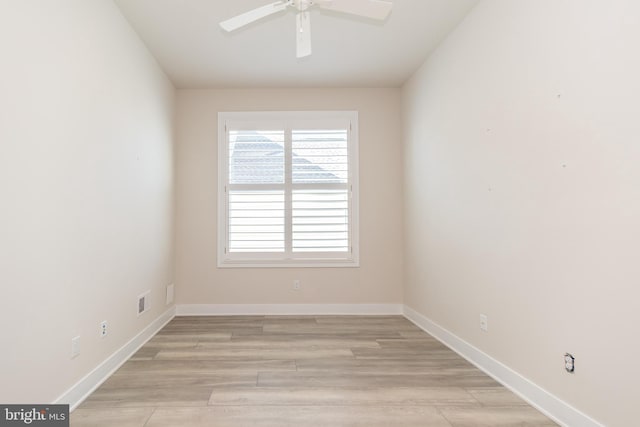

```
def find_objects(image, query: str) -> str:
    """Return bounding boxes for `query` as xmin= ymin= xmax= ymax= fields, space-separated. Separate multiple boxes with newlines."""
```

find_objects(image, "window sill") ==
xmin=217 ymin=258 xmax=360 ymax=269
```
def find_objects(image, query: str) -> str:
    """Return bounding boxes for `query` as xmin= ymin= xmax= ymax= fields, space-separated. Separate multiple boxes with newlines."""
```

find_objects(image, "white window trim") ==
xmin=217 ymin=111 xmax=360 ymax=268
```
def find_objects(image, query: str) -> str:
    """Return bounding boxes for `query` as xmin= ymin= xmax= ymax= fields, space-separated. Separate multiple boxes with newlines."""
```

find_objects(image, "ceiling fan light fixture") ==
xmin=219 ymin=0 xmax=393 ymax=58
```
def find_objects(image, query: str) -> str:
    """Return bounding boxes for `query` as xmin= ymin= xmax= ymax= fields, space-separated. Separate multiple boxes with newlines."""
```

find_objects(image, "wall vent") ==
xmin=137 ymin=291 xmax=150 ymax=316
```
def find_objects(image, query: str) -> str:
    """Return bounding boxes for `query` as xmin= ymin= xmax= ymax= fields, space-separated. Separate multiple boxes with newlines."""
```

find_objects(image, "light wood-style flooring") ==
xmin=72 ymin=316 xmax=557 ymax=426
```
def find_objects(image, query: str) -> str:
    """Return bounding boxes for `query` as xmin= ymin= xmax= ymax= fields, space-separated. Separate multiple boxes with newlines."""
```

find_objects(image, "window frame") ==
xmin=217 ymin=111 xmax=360 ymax=268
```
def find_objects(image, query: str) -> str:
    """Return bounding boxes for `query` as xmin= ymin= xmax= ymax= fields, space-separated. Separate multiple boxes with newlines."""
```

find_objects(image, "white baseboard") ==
xmin=55 ymin=306 xmax=176 ymax=411
xmin=402 ymin=305 xmax=603 ymax=427
xmin=176 ymin=303 xmax=403 ymax=316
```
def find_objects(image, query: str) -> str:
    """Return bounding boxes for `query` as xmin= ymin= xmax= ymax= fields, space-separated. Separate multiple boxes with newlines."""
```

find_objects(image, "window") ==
xmin=218 ymin=111 xmax=359 ymax=267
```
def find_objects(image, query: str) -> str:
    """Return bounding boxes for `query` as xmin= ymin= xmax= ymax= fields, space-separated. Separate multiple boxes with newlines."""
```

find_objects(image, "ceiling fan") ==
xmin=219 ymin=0 xmax=393 ymax=58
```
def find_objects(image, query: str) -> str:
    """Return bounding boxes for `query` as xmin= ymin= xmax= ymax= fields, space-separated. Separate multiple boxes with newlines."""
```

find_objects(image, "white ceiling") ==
xmin=114 ymin=0 xmax=479 ymax=88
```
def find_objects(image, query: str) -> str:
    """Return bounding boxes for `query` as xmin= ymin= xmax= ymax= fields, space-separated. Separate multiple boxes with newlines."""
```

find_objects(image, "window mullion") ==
xmin=284 ymin=124 xmax=293 ymax=258
xmin=224 ymin=124 xmax=230 ymax=257
xmin=347 ymin=121 xmax=356 ymax=251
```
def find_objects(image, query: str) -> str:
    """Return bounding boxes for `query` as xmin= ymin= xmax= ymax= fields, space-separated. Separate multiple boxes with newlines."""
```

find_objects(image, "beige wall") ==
xmin=0 ymin=1 xmax=175 ymax=403
xmin=175 ymin=89 xmax=403 ymax=305
xmin=402 ymin=1 xmax=640 ymax=426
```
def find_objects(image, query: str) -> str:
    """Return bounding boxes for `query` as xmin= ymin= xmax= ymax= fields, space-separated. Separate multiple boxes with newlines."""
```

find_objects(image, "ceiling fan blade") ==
xmin=220 ymin=1 xmax=288 ymax=32
xmin=316 ymin=0 xmax=392 ymax=20
xmin=296 ymin=10 xmax=312 ymax=58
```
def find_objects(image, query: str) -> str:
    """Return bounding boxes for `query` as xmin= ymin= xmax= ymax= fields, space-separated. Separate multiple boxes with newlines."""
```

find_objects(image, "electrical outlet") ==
xmin=480 ymin=314 xmax=488 ymax=332
xmin=293 ymin=280 xmax=300 ymax=290
xmin=564 ymin=353 xmax=575 ymax=373
xmin=100 ymin=320 xmax=108 ymax=338
xmin=71 ymin=336 xmax=80 ymax=359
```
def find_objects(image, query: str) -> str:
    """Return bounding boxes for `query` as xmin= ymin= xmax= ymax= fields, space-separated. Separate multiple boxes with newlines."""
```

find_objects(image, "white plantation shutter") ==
xmin=228 ymin=190 xmax=285 ymax=252
xmin=292 ymin=130 xmax=349 ymax=184
xmin=228 ymin=130 xmax=285 ymax=185
xmin=218 ymin=112 xmax=359 ymax=267
xmin=292 ymin=189 xmax=349 ymax=252
xmin=227 ymin=129 xmax=286 ymax=253
xmin=291 ymin=129 xmax=350 ymax=253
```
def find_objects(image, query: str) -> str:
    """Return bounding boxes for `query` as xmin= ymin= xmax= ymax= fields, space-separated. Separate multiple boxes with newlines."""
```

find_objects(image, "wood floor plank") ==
xmin=400 ymin=330 xmax=435 ymax=338
xmin=262 ymin=324 xmax=418 ymax=334
xmin=375 ymin=338 xmax=449 ymax=349
xmin=160 ymin=326 xmax=263 ymax=336
xmin=295 ymin=357 xmax=474 ymax=372
xmin=149 ymin=333 xmax=231 ymax=343
xmin=145 ymin=406 xmax=454 ymax=427
xmin=155 ymin=348 xmax=354 ymax=360
xmin=263 ymin=317 xmax=320 ymax=326
xmin=257 ymin=372 xmax=500 ymax=388
xmin=98 ymin=373 xmax=257 ymax=389
xmin=231 ymin=333 xmax=384 ymax=342
xmin=208 ymin=386 xmax=477 ymax=406
xmin=466 ymin=387 xmax=529 ymax=406
xmin=262 ymin=330 xmax=405 ymax=339
xmin=439 ymin=406 xmax=558 ymax=426
xmin=167 ymin=316 xmax=265 ymax=325
xmin=115 ymin=359 xmax=297 ymax=375
xmin=293 ymin=357 xmax=485 ymax=377
xmin=196 ymin=338 xmax=381 ymax=350
xmin=80 ymin=386 xmax=213 ymax=408
xmin=70 ymin=407 xmax=154 ymax=427
xmin=297 ymin=365 xmax=488 ymax=376
xmin=351 ymin=347 xmax=465 ymax=360
xmin=142 ymin=341 xmax=199 ymax=349
xmin=313 ymin=315 xmax=410 ymax=324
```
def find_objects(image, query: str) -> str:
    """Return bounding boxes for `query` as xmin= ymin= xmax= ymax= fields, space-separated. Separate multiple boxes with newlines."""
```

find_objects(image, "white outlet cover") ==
xmin=480 ymin=314 xmax=488 ymax=332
